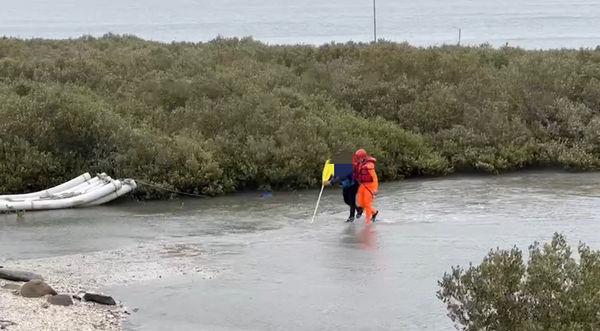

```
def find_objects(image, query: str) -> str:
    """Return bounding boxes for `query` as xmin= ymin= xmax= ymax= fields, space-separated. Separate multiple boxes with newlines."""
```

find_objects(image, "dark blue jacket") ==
xmin=329 ymin=172 xmax=358 ymax=189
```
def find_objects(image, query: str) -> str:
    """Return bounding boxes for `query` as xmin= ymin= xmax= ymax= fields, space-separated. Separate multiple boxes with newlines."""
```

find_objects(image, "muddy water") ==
xmin=3 ymin=171 xmax=600 ymax=330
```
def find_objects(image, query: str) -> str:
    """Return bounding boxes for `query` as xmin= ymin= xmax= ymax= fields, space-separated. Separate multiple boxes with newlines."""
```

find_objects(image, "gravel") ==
xmin=0 ymin=241 xmax=220 ymax=331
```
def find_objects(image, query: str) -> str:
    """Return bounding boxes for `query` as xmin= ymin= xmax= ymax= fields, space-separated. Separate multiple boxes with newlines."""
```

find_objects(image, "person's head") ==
xmin=355 ymin=149 xmax=367 ymax=162
xmin=332 ymin=150 xmax=354 ymax=164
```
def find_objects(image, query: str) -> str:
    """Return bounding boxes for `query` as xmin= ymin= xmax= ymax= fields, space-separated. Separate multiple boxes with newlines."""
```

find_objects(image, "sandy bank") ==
xmin=1 ymin=241 xmax=221 ymax=330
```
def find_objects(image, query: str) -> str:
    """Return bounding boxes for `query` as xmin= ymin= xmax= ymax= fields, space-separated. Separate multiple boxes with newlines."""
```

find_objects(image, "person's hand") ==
xmin=323 ymin=180 xmax=331 ymax=186
xmin=373 ymin=190 xmax=379 ymax=196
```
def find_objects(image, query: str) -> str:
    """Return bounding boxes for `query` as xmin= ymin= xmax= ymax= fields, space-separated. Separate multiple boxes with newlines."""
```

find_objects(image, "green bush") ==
xmin=0 ymin=35 xmax=599 ymax=197
xmin=438 ymin=234 xmax=600 ymax=330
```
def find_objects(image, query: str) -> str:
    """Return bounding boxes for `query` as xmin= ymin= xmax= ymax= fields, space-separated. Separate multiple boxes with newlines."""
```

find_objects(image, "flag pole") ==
xmin=311 ymin=159 xmax=333 ymax=224
xmin=310 ymin=184 xmax=325 ymax=224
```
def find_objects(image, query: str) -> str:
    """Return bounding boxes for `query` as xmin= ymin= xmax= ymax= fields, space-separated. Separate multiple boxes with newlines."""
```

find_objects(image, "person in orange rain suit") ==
xmin=355 ymin=149 xmax=379 ymax=224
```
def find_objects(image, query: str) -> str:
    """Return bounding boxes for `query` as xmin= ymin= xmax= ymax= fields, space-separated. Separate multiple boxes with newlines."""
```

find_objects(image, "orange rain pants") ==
xmin=357 ymin=168 xmax=378 ymax=224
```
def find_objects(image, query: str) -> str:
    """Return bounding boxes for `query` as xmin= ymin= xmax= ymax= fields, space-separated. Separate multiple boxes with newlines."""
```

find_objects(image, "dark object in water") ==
xmin=372 ymin=211 xmax=379 ymax=223
xmin=84 ymin=293 xmax=116 ymax=305
xmin=260 ymin=193 xmax=273 ymax=198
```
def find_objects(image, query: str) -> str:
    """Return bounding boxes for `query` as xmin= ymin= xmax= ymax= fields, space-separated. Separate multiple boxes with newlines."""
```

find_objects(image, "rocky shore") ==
xmin=0 ymin=242 xmax=219 ymax=330
xmin=0 ymin=270 xmax=127 ymax=330
xmin=0 ymin=267 xmax=124 ymax=331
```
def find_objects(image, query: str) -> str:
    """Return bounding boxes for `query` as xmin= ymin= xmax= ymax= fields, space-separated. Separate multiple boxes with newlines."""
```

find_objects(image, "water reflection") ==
xmin=358 ymin=225 xmax=377 ymax=250
xmin=339 ymin=224 xmax=377 ymax=250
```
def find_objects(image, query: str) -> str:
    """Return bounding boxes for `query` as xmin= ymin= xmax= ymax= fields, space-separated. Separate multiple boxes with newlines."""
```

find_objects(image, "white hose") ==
xmin=82 ymin=179 xmax=137 ymax=207
xmin=0 ymin=173 xmax=92 ymax=200
xmin=0 ymin=181 xmax=122 ymax=211
xmin=52 ymin=177 xmax=102 ymax=196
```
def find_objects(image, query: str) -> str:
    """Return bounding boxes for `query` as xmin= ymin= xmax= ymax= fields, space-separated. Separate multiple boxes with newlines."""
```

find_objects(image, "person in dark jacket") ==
xmin=325 ymin=158 xmax=363 ymax=222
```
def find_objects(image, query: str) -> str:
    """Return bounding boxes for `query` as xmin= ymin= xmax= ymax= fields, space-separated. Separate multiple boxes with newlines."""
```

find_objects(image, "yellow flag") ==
xmin=322 ymin=159 xmax=334 ymax=184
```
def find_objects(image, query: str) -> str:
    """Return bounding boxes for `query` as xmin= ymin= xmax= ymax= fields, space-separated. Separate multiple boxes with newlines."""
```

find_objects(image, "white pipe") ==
xmin=53 ymin=179 xmax=105 ymax=199
xmin=53 ymin=173 xmax=111 ymax=197
xmin=82 ymin=179 xmax=137 ymax=207
xmin=0 ymin=181 xmax=122 ymax=211
xmin=56 ymin=177 xmax=101 ymax=195
xmin=3 ymin=177 xmax=104 ymax=202
xmin=0 ymin=173 xmax=92 ymax=200
xmin=73 ymin=178 xmax=106 ymax=195
xmin=310 ymin=184 xmax=325 ymax=224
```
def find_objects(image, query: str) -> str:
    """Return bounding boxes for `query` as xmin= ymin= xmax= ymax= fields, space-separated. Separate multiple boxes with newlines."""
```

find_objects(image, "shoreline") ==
xmin=1 ymin=33 xmax=599 ymax=51
xmin=0 ymin=284 xmax=123 ymax=331
xmin=134 ymin=168 xmax=600 ymax=201
xmin=0 ymin=241 xmax=221 ymax=331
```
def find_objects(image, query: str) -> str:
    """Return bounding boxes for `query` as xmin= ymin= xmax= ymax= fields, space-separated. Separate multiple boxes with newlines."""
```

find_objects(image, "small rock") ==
xmin=20 ymin=280 xmax=57 ymax=298
xmin=0 ymin=320 xmax=17 ymax=329
xmin=132 ymin=308 xmax=139 ymax=313
xmin=41 ymin=302 xmax=49 ymax=309
xmin=0 ymin=269 xmax=43 ymax=282
xmin=48 ymin=294 xmax=73 ymax=306
xmin=1 ymin=283 xmax=21 ymax=291
xmin=72 ymin=294 xmax=82 ymax=301
xmin=83 ymin=293 xmax=116 ymax=305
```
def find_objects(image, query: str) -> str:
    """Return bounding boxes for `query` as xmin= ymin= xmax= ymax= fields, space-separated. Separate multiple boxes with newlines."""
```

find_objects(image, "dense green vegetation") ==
xmin=438 ymin=234 xmax=600 ymax=330
xmin=1 ymin=35 xmax=599 ymax=197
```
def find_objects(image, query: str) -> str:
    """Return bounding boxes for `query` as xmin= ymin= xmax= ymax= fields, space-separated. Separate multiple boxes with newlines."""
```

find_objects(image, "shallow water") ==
xmin=3 ymin=0 xmax=600 ymax=49
xmin=3 ymin=171 xmax=600 ymax=330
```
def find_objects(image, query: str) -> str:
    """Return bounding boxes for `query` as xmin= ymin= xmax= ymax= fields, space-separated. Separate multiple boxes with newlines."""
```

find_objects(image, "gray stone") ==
xmin=0 ymin=269 xmax=43 ymax=282
xmin=0 ymin=320 xmax=17 ymax=329
xmin=83 ymin=293 xmax=116 ymax=305
xmin=1 ymin=283 xmax=21 ymax=291
xmin=20 ymin=280 xmax=56 ymax=298
xmin=48 ymin=294 xmax=73 ymax=306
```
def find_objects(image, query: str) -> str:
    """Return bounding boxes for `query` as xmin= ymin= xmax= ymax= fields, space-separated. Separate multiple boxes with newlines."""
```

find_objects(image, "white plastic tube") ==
xmin=53 ymin=173 xmax=112 ymax=197
xmin=0 ymin=173 xmax=92 ymax=200
xmin=82 ymin=179 xmax=137 ymax=207
xmin=56 ymin=177 xmax=102 ymax=195
xmin=3 ymin=176 xmax=104 ymax=202
xmin=0 ymin=180 xmax=122 ymax=211
xmin=70 ymin=178 xmax=106 ymax=195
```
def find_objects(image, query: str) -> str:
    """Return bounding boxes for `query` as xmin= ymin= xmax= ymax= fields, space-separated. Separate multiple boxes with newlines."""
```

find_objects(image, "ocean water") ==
xmin=1 ymin=0 xmax=600 ymax=49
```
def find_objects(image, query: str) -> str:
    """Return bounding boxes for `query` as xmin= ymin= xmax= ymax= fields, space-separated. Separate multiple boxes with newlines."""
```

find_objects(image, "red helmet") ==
xmin=355 ymin=149 xmax=367 ymax=160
